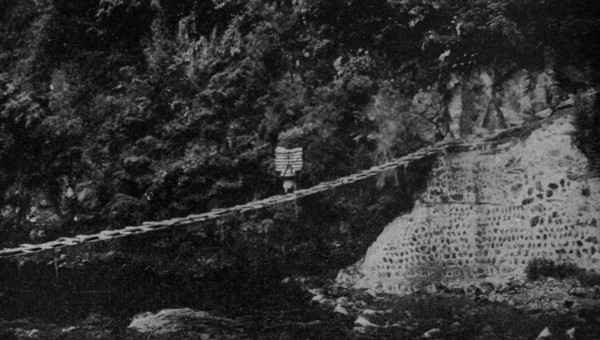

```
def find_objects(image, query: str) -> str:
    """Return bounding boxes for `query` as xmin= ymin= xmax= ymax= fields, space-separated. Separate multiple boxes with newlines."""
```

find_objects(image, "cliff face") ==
xmin=408 ymin=67 xmax=563 ymax=145
xmin=338 ymin=112 xmax=600 ymax=294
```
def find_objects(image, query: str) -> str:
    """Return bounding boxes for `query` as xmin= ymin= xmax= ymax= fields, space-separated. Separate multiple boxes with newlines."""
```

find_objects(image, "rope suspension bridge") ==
xmin=0 ymin=118 xmax=554 ymax=260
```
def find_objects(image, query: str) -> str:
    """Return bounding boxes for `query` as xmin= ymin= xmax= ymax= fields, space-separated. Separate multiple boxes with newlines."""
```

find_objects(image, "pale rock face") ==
xmin=410 ymin=89 xmax=442 ymax=143
xmin=482 ymin=96 xmax=506 ymax=131
xmin=497 ymin=69 xmax=559 ymax=117
xmin=461 ymin=70 xmax=494 ymax=131
xmin=532 ymin=72 xmax=554 ymax=112
xmin=477 ymin=71 xmax=495 ymax=125
xmin=501 ymin=69 xmax=532 ymax=114
xmin=338 ymin=115 xmax=600 ymax=294
xmin=500 ymin=107 xmax=526 ymax=126
xmin=535 ymin=108 xmax=553 ymax=119
xmin=411 ymin=68 xmax=559 ymax=141
xmin=447 ymin=83 xmax=463 ymax=139
xmin=479 ymin=70 xmax=494 ymax=95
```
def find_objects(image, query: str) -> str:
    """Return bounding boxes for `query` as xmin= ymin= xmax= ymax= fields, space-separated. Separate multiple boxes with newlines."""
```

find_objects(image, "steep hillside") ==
xmin=1 ymin=0 xmax=600 ymax=278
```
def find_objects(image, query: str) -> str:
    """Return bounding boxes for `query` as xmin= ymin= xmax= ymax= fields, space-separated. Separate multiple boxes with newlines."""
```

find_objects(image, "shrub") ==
xmin=573 ymin=90 xmax=600 ymax=174
xmin=525 ymin=258 xmax=597 ymax=285
xmin=525 ymin=258 xmax=556 ymax=280
xmin=577 ymin=270 xmax=600 ymax=287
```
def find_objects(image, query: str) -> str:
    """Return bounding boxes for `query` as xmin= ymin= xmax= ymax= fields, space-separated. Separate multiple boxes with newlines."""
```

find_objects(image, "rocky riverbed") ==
xmin=2 ymin=274 xmax=599 ymax=340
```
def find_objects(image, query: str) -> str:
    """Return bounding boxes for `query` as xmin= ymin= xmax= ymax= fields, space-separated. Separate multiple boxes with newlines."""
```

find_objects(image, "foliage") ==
xmin=573 ymin=91 xmax=600 ymax=174
xmin=578 ymin=270 xmax=600 ymax=287
xmin=525 ymin=258 xmax=574 ymax=281
xmin=524 ymin=258 xmax=600 ymax=286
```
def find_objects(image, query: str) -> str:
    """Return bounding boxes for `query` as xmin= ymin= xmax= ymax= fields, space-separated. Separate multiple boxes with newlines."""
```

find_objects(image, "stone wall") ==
xmin=338 ymin=114 xmax=600 ymax=294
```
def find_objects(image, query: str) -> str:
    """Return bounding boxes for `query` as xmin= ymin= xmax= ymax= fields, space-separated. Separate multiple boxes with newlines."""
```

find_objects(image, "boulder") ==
xmin=128 ymin=308 xmax=238 ymax=334
xmin=536 ymin=327 xmax=552 ymax=339
xmin=423 ymin=328 xmax=441 ymax=338
xmin=535 ymin=108 xmax=553 ymax=118
xmin=411 ymin=89 xmax=442 ymax=121
xmin=354 ymin=315 xmax=378 ymax=328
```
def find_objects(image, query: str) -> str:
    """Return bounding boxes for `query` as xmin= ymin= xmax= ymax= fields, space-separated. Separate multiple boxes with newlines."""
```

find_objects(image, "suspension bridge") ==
xmin=0 ymin=116 xmax=554 ymax=260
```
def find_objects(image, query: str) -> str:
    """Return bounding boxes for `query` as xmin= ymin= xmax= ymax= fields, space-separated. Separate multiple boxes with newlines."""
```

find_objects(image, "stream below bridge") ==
xmin=1 ymin=253 xmax=600 ymax=340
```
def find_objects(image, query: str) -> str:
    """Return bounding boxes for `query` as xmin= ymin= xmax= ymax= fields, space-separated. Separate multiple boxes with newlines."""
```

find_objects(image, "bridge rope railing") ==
xmin=0 ymin=113 xmax=562 ymax=259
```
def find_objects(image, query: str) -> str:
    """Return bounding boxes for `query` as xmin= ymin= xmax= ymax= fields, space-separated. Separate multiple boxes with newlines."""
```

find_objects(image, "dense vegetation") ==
xmin=525 ymin=258 xmax=600 ymax=286
xmin=574 ymin=90 xmax=600 ymax=173
xmin=0 ymin=0 xmax=599 ymax=272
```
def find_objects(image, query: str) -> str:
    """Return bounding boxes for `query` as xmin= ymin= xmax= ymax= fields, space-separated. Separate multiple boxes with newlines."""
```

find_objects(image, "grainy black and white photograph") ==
xmin=1 ymin=0 xmax=600 ymax=339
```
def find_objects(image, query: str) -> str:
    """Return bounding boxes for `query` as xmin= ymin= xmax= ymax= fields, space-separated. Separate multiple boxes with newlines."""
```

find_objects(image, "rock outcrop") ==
xmin=128 ymin=308 xmax=241 ymax=336
xmin=412 ymin=68 xmax=564 ymax=141
xmin=338 ymin=113 xmax=600 ymax=294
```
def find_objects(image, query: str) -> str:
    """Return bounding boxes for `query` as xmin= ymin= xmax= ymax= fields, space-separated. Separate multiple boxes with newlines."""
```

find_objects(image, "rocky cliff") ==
xmin=409 ymin=67 xmax=564 ymax=143
xmin=338 ymin=111 xmax=600 ymax=294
